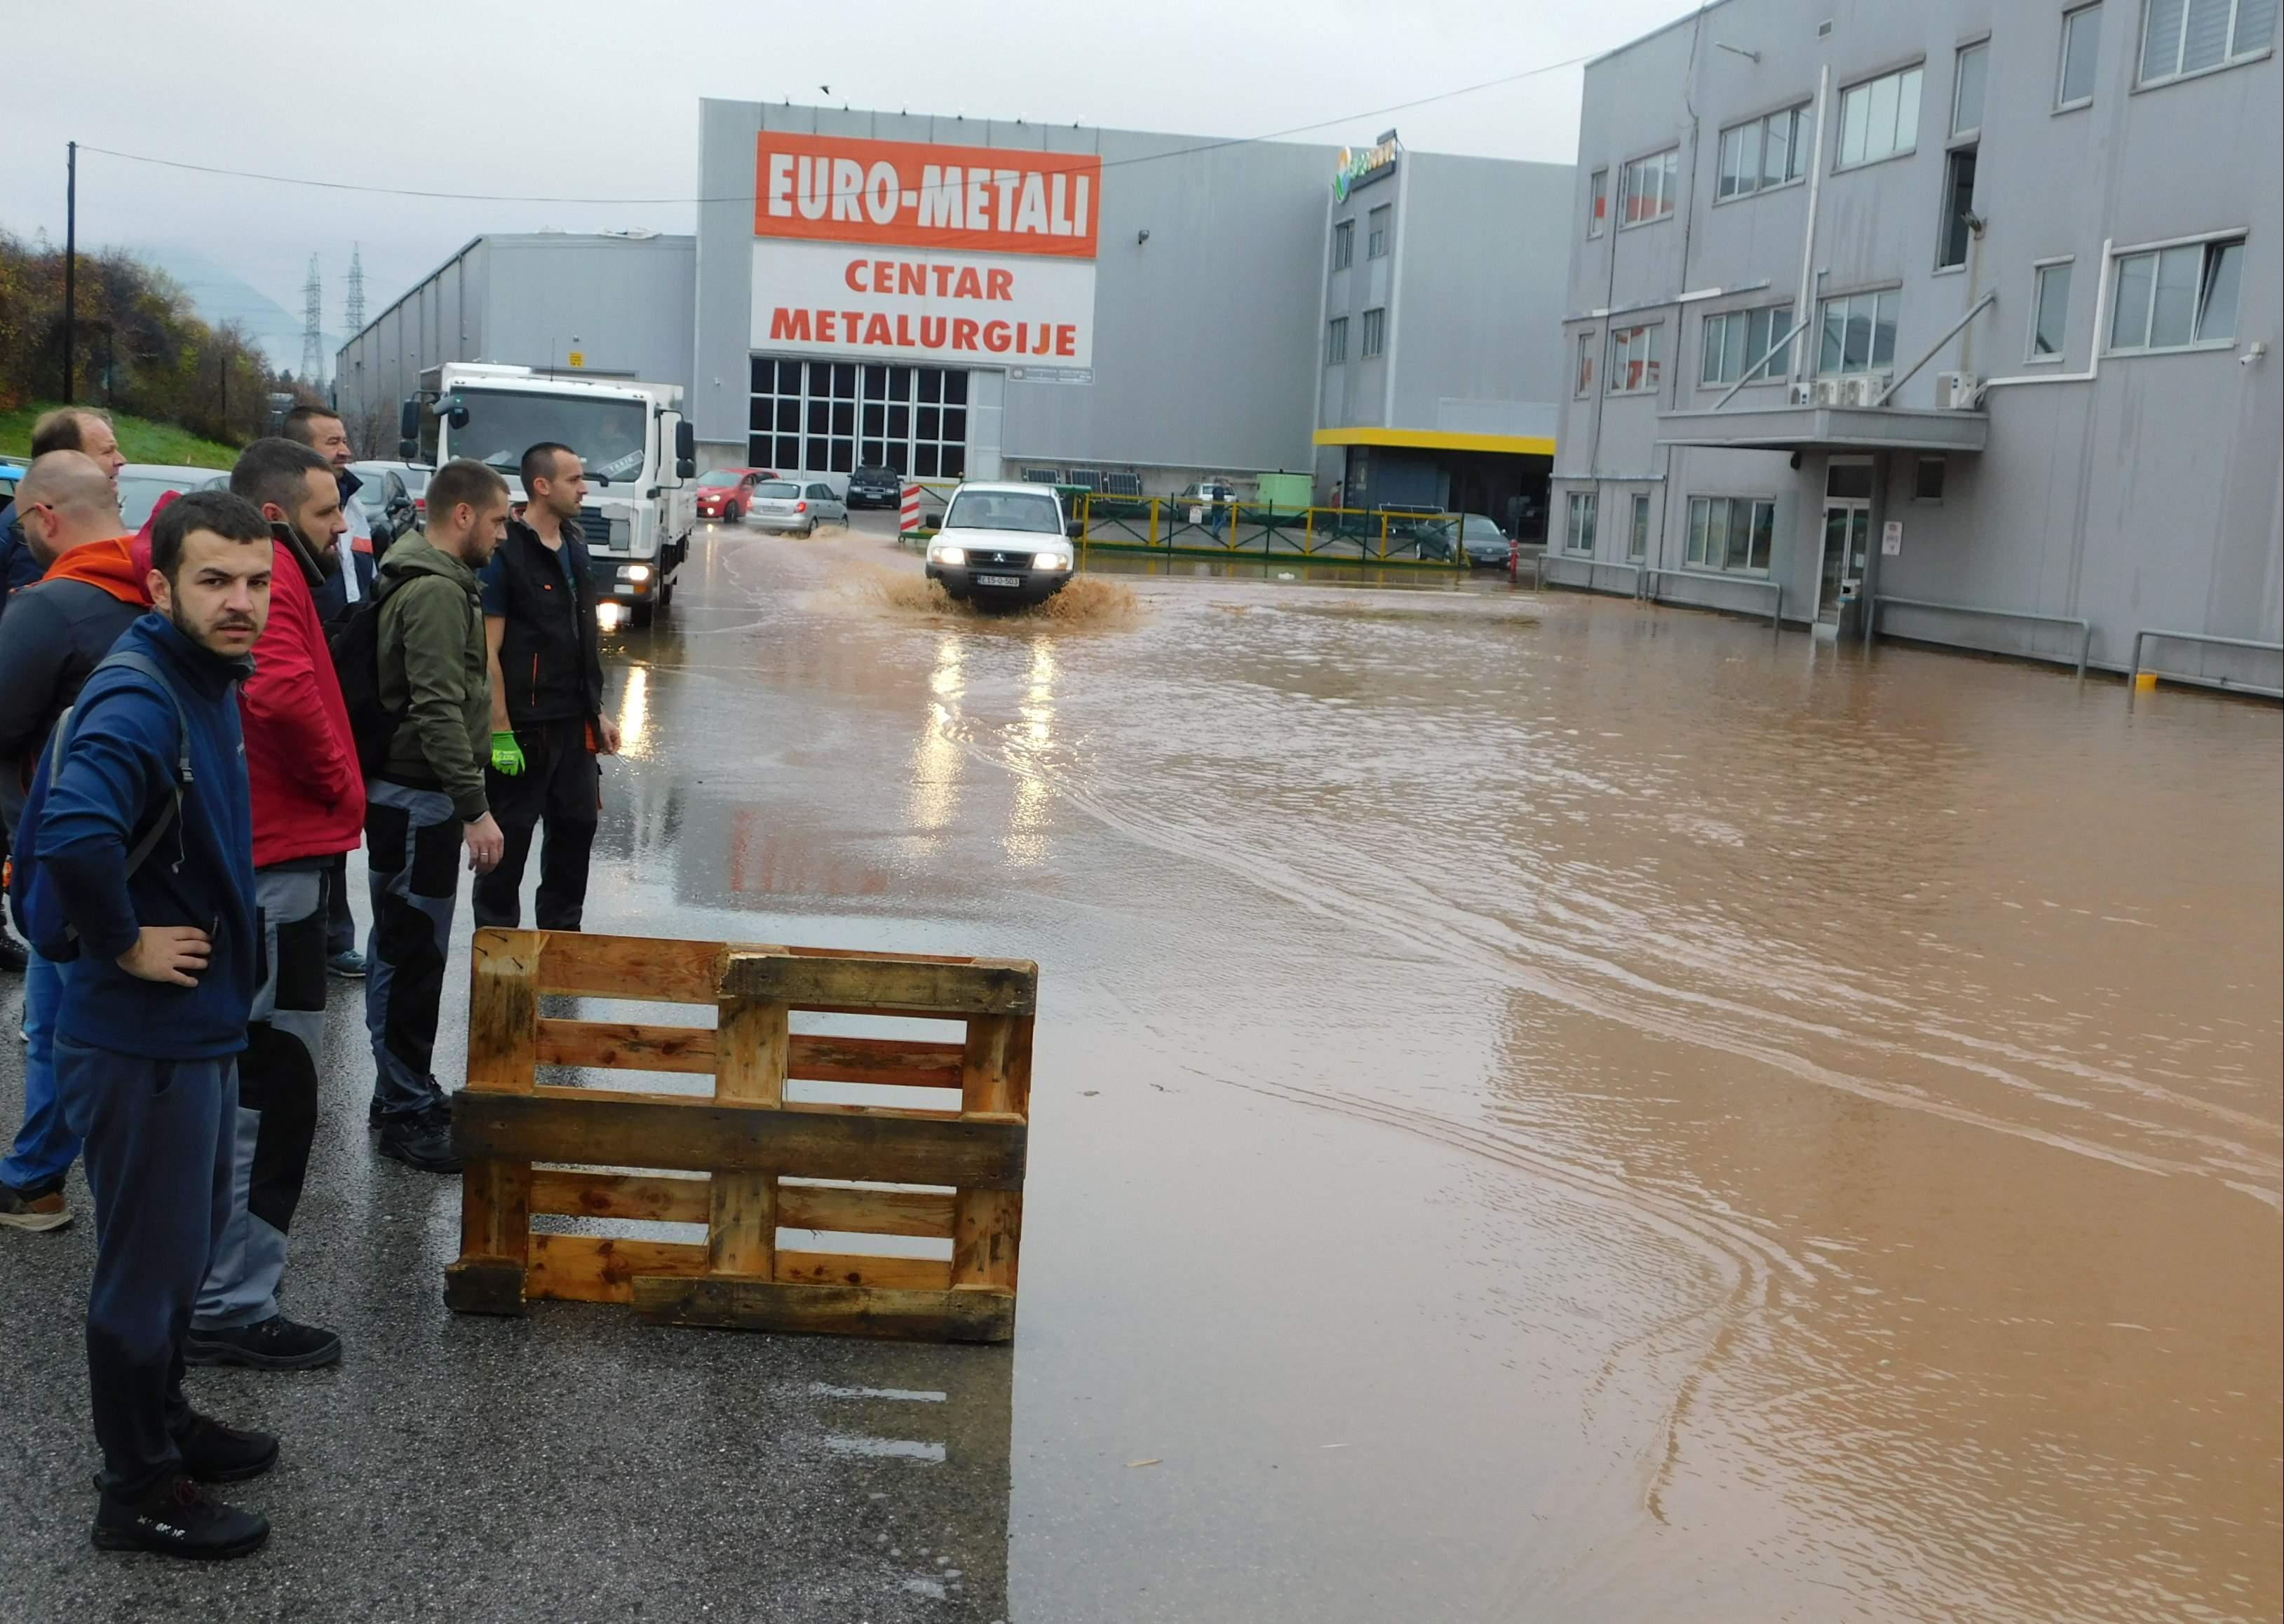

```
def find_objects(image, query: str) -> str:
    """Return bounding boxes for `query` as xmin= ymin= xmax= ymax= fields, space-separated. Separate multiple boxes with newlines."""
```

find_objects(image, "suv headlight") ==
xmin=1033 ymin=550 xmax=1071 ymax=571
xmin=930 ymin=544 xmax=967 ymax=566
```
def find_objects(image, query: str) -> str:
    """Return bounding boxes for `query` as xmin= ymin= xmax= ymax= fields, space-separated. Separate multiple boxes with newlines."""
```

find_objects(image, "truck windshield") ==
xmin=945 ymin=491 xmax=1062 ymax=533
xmin=447 ymin=389 xmax=649 ymax=485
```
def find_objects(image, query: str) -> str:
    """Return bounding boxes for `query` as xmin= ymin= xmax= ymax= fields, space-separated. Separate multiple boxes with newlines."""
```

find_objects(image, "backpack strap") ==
xmin=46 ymin=649 xmax=196 ymax=879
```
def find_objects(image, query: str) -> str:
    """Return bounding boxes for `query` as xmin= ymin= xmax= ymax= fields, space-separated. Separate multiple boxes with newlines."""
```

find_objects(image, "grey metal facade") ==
xmin=1556 ymin=0 xmax=2281 ymax=682
xmin=335 ymin=232 xmax=696 ymax=428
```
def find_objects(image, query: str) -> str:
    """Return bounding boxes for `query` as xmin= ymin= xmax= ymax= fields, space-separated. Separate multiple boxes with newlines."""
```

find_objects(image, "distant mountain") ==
xmin=140 ymin=245 xmax=344 ymax=381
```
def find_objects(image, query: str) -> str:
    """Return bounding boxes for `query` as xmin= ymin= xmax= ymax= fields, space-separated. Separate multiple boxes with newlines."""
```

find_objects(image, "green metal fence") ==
xmin=1077 ymin=496 xmax=1469 ymax=569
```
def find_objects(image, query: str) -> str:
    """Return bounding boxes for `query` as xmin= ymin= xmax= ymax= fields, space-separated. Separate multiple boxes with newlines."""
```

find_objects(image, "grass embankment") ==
xmin=0 ymin=401 xmax=238 ymax=468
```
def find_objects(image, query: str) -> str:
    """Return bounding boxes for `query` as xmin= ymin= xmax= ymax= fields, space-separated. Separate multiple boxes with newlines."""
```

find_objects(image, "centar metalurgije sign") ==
xmin=751 ymin=133 xmax=1102 ymax=368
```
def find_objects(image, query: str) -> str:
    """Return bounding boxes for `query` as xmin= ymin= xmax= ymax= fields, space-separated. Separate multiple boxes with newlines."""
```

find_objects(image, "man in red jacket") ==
xmin=180 ymin=440 xmax=365 ymax=1372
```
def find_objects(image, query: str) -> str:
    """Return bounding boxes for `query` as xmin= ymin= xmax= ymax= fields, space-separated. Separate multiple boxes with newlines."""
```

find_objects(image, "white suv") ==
xmin=924 ymin=482 xmax=1074 ymax=608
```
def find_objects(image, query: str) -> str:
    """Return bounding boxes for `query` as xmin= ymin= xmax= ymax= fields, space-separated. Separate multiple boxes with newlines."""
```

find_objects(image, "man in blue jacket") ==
xmin=32 ymin=489 xmax=276 ymax=1559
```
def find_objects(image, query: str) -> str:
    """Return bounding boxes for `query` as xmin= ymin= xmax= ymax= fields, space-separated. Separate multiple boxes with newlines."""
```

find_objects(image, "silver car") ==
xmin=115 ymin=463 xmax=230 ymax=531
xmin=748 ymin=477 xmax=847 ymax=536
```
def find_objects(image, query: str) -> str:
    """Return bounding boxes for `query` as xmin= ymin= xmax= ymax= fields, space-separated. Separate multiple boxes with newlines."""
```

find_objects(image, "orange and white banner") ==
xmin=754 ymin=133 xmax=1101 ymax=260
xmin=750 ymin=240 xmax=1095 ymax=367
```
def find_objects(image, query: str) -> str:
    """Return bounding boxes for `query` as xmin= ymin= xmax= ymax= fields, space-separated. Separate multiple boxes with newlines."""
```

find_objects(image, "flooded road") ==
xmin=579 ymin=515 xmax=2279 ymax=1622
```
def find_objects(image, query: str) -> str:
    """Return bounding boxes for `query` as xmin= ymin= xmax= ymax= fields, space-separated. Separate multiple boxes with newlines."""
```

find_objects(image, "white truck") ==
xmin=398 ymin=362 xmax=696 ymax=626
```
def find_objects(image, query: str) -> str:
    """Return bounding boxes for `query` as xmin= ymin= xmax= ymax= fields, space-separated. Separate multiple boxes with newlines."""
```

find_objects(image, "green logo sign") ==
xmin=1332 ymin=137 xmax=1400 ymax=201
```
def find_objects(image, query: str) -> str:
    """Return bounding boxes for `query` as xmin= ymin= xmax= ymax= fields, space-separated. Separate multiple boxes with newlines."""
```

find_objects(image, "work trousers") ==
xmin=194 ymin=866 xmax=324 ymax=1330
xmin=58 ymin=1035 xmax=236 ymax=1498
xmin=326 ymin=848 xmax=357 ymax=958
xmin=365 ymin=781 xmax=460 ymax=1124
xmin=1 ymin=950 xmax=75 ymax=1195
xmin=473 ymin=717 xmax=599 ymax=932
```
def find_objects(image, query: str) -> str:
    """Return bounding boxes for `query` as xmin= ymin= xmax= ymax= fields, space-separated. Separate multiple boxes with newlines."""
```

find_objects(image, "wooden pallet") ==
xmin=445 ymin=929 xmax=1034 ymax=1343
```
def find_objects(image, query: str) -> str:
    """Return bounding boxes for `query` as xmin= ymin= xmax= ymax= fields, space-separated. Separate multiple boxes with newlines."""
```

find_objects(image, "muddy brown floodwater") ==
xmin=600 ymin=518 xmax=2281 ymax=1622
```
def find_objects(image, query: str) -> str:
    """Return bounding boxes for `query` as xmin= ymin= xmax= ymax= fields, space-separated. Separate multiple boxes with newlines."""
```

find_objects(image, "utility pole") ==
xmin=346 ymin=244 xmax=365 ymax=333
xmin=301 ymin=254 xmax=324 ymax=391
xmin=62 ymin=140 xmax=76 ymax=404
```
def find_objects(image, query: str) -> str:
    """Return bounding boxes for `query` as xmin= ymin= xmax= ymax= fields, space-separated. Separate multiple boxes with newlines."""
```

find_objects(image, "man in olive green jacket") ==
xmin=363 ymin=460 xmax=509 ymax=1174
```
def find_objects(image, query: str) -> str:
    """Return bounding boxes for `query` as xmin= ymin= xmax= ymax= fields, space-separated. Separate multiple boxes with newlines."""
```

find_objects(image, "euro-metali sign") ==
xmin=1332 ymin=135 xmax=1399 ymax=200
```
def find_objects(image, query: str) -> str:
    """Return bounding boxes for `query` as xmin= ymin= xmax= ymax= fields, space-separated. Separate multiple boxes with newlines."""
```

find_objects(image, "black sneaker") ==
xmin=184 ymin=1314 xmax=343 ymax=1371
xmin=173 ymin=1412 xmax=279 ymax=1483
xmin=377 ymin=1109 xmax=464 ymax=1174
xmin=91 ymin=1473 xmax=269 ymax=1560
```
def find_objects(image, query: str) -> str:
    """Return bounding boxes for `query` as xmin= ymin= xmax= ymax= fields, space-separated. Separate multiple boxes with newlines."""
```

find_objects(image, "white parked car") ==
xmin=749 ymin=477 xmax=847 ymax=536
xmin=924 ymin=482 xmax=1074 ymax=609
xmin=115 ymin=463 xmax=229 ymax=530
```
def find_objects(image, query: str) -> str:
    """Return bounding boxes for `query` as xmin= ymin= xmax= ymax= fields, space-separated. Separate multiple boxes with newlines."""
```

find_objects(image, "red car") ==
xmin=694 ymin=466 xmax=775 ymax=522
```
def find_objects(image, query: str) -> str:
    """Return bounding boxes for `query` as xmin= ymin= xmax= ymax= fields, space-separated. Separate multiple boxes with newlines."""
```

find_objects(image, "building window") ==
xmin=1326 ymin=317 xmax=1349 ymax=365
xmin=2107 ymin=235 xmax=2244 ymax=351
xmin=2059 ymin=4 xmax=2104 ymax=105
xmin=1621 ymin=148 xmax=1681 ymax=225
xmin=1360 ymin=306 xmax=1386 ymax=358
xmin=1565 ymin=491 xmax=1598 ymax=554
xmin=1607 ymin=323 xmax=1663 ymax=393
xmin=1817 ymin=290 xmax=1900 ymax=375
xmin=1914 ymin=457 xmax=1947 ymax=501
xmin=1936 ymin=146 xmax=1979 ymax=269
xmin=1701 ymin=304 xmax=1795 ymax=385
xmin=1587 ymin=168 xmax=1608 ymax=237
xmin=1952 ymin=41 xmax=1989 ymax=136
xmin=2139 ymin=0 xmax=2276 ymax=84
xmin=1628 ymin=493 xmax=1651 ymax=560
xmin=1367 ymin=205 xmax=1391 ymax=259
xmin=749 ymin=357 xmax=966 ymax=480
xmin=1574 ymin=331 xmax=1597 ymax=395
xmin=1837 ymin=64 xmax=1925 ymax=167
xmin=2032 ymin=259 xmax=2074 ymax=358
xmin=1717 ymin=104 xmax=1813 ymax=200
xmin=1332 ymin=219 xmax=1355 ymax=272
xmin=1685 ymin=496 xmax=1776 ymax=574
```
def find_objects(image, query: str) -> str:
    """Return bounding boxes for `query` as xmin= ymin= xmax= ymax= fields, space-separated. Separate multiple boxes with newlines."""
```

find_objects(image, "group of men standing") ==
xmin=0 ymin=407 xmax=618 ymax=1559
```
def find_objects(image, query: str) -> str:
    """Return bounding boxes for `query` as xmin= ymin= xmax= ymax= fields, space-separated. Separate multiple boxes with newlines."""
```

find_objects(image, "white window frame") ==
xmin=2057 ymin=4 xmax=2104 ymax=109
xmin=1565 ymin=490 xmax=1598 ymax=555
xmin=1952 ymin=39 xmax=1990 ymax=138
xmin=1715 ymin=102 xmax=1813 ymax=202
xmin=1684 ymin=495 xmax=1777 ymax=576
xmin=1934 ymin=145 xmax=1980 ymax=272
xmin=1607 ymin=323 xmax=1665 ymax=394
xmin=2104 ymin=229 xmax=2247 ymax=354
xmin=1574 ymin=330 xmax=1597 ymax=397
xmin=1360 ymin=306 xmax=1386 ymax=358
xmin=1834 ymin=62 xmax=1926 ymax=170
xmin=1700 ymin=303 xmax=1795 ymax=387
xmin=1587 ymin=168 xmax=1608 ymax=238
xmin=1326 ymin=316 xmax=1349 ymax=365
xmin=1366 ymin=205 xmax=1391 ymax=259
xmin=1332 ymin=219 xmax=1355 ymax=272
xmin=2028 ymin=256 xmax=2075 ymax=363
xmin=2136 ymin=0 xmax=2277 ymax=88
xmin=1619 ymin=147 xmax=1681 ymax=229
xmin=1628 ymin=492 xmax=1651 ymax=560
xmin=1816 ymin=288 xmax=1903 ymax=376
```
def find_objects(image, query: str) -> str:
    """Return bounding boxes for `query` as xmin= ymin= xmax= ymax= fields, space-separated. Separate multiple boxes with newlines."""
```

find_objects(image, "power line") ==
xmin=72 ymin=50 xmax=1597 ymax=206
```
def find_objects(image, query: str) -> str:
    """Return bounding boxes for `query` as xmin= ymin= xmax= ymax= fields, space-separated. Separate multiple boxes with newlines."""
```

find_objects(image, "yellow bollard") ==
xmin=2134 ymin=672 xmax=2158 ymax=691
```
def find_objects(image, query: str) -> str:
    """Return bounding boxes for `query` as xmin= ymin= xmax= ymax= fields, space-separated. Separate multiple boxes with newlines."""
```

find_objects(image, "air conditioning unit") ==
xmin=1789 ymin=380 xmax=1816 ymax=406
xmin=1811 ymin=377 xmax=1846 ymax=407
xmin=1935 ymin=370 xmax=1981 ymax=410
xmin=1837 ymin=374 xmax=1884 ymax=407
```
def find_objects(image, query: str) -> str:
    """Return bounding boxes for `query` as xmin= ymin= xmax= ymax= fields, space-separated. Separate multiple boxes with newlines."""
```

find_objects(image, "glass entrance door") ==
xmin=1818 ymin=505 xmax=1871 ymax=627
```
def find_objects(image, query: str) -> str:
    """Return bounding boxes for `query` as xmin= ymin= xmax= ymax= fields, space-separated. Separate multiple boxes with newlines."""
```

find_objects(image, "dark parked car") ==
xmin=846 ymin=465 xmax=903 ymax=508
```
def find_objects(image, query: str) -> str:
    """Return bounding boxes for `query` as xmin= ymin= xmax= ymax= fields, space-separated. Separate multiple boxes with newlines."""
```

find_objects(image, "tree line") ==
xmin=0 ymin=231 xmax=299 ymax=445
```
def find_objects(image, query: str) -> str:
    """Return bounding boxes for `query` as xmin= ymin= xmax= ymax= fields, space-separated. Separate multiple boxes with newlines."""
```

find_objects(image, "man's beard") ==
xmin=170 ymin=600 xmax=255 ymax=651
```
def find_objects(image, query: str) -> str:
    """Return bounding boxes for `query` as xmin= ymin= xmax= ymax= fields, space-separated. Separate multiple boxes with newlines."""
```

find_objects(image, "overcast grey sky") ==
xmin=6 ymin=0 xmax=1695 ymax=367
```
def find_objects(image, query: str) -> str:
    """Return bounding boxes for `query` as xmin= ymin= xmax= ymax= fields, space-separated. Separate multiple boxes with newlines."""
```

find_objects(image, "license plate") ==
xmin=974 ymin=574 xmax=1023 ymax=588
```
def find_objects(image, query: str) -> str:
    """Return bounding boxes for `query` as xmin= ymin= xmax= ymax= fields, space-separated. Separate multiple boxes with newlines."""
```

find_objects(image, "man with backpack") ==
xmin=350 ymin=459 xmax=507 ymax=1173
xmin=168 ymin=440 xmax=362 ymax=1373
xmin=0 ymin=453 xmax=149 ymax=1233
xmin=14 ymin=489 xmax=278 ymax=1559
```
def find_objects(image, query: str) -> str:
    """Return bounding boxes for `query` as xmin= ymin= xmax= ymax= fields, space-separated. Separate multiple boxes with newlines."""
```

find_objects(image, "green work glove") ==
xmin=489 ymin=730 xmax=527 ymax=776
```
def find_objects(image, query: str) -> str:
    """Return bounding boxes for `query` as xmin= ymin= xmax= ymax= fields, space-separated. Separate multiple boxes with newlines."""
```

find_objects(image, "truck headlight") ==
xmin=619 ymin=564 xmax=651 ymax=583
xmin=930 ymin=545 xmax=967 ymax=566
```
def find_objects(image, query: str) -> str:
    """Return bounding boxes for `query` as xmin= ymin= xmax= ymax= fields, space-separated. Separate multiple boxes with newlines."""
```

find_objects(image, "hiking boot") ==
xmin=184 ymin=1313 xmax=342 ymax=1371
xmin=173 ymin=1412 xmax=280 ymax=1483
xmin=0 ymin=1182 xmax=71 ymax=1233
xmin=377 ymin=1107 xmax=463 ymax=1174
xmin=327 ymin=949 xmax=367 ymax=978
xmin=91 ymin=1473 xmax=269 ymax=1560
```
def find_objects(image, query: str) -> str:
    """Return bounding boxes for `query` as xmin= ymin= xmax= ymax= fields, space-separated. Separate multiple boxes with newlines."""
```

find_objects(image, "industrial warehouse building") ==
xmin=337 ymin=100 xmax=1574 ymax=524
xmin=1554 ymin=0 xmax=2281 ymax=683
